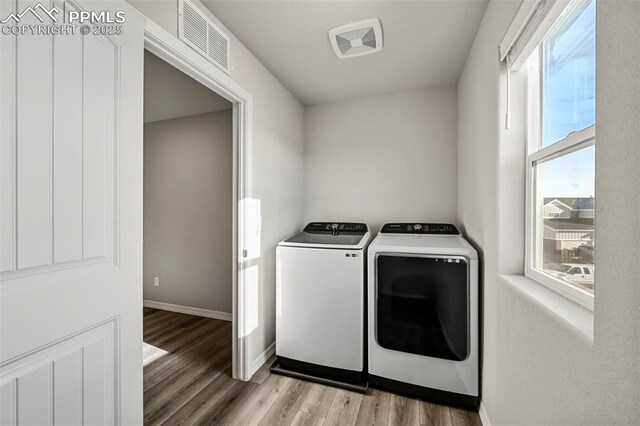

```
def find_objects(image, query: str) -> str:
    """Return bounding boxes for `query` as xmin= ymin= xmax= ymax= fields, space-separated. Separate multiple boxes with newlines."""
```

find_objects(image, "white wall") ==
xmin=457 ymin=2 xmax=515 ymax=419
xmin=144 ymin=50 xmax=231 ymax=123
xmin=458 ymin=1 xmax=640 ymax=424
xmin=129 ymin=0 xmax=306 ymax=364
xmin=304 ymin=88 xmax=458 ymax=230
xmin=144 ymin=110 xmax=232 ymax=313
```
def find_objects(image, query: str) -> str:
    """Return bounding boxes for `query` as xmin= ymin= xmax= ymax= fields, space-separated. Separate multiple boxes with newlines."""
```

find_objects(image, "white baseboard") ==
xmin=250 ymin=342 xmax=275 ymax=377
xmin=479 ymin=402 xmax=492 ymax=426
xmin=143 ymin=300 xmax=232 ymax=321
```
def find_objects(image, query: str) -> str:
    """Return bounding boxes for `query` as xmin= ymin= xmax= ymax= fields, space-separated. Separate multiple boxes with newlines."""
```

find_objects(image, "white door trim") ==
xmin=143 ymin=19 xmax=253 ymax=381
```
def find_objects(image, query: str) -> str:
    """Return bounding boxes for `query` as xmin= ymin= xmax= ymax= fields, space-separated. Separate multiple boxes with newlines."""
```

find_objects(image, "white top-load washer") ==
xmin=272 ymin=222 xmax=371 ymax=392
xmin=367 ymin=223 xmax=479 ymax=408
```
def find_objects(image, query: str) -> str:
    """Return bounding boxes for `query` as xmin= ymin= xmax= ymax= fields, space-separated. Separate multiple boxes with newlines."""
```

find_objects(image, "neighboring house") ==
xmin=543 ymin=197 xmax=595 ymax=264
xmin=543 ymin=197 xmax=595 ymax=219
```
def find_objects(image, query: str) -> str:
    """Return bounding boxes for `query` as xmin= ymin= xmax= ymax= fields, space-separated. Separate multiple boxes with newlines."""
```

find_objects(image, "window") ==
xmin=526 ymin=0 xmax=596 ymax=308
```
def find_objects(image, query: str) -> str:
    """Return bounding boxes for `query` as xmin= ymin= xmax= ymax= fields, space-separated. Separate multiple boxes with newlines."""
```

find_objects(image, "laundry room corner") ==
xmin=303 ymin=87 xmax=459 ymax=232
xmin=5 ymin=0 xmax=640 ymax=423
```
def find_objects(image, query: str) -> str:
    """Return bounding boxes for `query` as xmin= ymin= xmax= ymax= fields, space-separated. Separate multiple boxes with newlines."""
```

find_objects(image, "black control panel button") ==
xmin=381 ymin=223 xmax=459 ymax=235
xmin=303 ymin=222 xmax=368 ymax=235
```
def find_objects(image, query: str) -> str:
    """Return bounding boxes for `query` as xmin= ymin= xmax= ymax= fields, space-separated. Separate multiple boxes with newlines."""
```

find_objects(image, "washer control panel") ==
xmin=381 ymin=223 xmax=459 ymax=235
xmin=303 ymin=222 xmax=368 ymax=234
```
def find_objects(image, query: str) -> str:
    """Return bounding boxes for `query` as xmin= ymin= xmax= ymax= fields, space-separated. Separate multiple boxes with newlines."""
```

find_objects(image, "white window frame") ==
xmin=525 ymin=46 xmax=595 ymax=311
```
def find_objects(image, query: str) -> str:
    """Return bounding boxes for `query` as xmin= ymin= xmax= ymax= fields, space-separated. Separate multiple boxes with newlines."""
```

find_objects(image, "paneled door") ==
xmin=0 ymin=0 xmax=144 ymax=424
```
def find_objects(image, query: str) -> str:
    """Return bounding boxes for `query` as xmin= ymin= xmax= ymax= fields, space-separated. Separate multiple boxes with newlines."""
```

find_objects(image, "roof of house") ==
xmin=544 ymin=197 xmax=595 ymax=210
xmin=544 ymin=218 xmax=595 ymax=231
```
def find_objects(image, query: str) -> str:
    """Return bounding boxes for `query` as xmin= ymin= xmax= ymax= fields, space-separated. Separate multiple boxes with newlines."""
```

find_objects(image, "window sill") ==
xmin=525 ymin=268 xmax=594 ymax=311
xmin=498 ymin=274 xmax=594 ymax=345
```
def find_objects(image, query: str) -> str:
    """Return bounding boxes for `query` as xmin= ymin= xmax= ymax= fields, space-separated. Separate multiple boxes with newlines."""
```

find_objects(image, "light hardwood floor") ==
xmin=143 ymin=308 xmax=482 ymax=426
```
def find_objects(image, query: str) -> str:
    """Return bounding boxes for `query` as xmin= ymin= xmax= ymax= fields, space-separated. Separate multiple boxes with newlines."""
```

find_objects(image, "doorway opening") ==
xmin=143 ymin=18 xmax=255 ymax=384
xmin=141 ymin=49 xmax=235 ymax=422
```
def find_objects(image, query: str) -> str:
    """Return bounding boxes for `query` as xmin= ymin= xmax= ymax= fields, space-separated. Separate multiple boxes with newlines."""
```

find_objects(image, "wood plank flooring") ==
xmin=143 ymin=308 xmax=481 ymax=426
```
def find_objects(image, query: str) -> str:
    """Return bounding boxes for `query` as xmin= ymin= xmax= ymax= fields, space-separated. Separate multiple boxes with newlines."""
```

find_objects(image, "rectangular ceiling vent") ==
xmin=178 ymin=0 xmax=231 ymax=74
xmin=329 ymin=19 xmax=383 ymax=59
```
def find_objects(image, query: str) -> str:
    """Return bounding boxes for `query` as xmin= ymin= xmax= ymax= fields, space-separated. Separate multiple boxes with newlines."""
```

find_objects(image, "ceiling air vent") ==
xmin=179 ymin=0 xmax=230 ymax=74
xmin=328 ymin=19 xmax=383 ymax=59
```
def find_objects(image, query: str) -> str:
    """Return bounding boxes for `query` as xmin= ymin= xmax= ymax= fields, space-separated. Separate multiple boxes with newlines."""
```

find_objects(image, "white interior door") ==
xmin=0 ymin=1 xmax=144 ymax=424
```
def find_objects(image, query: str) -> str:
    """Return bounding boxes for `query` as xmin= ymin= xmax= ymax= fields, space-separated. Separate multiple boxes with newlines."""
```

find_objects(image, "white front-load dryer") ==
xmin=367 ymin=223 xmax=479 ymax=408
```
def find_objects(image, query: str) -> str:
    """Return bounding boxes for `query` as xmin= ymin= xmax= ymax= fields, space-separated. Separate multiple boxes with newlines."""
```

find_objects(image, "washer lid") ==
xmin=279 ymin=222 xmax=371 ymax=249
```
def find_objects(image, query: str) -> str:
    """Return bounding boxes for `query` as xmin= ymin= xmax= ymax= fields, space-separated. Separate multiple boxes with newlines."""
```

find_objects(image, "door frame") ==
xmin=143 ymin=19 xmax=254 ymax=381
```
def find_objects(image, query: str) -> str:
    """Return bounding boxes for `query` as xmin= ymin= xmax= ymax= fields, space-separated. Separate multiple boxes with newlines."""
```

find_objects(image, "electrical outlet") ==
xmin=153 ymin=277 xmax=160 ymax=287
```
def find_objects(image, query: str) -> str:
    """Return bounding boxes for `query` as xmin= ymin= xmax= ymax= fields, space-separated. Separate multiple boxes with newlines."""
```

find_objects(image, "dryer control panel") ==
xmin=303 ymin=222 xmax=368 ymax=234
xmin=381 ymin=223 xmax=459 ymax=235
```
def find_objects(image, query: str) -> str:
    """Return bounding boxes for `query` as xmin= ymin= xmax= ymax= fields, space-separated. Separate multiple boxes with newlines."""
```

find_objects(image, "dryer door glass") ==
xmin=376 ymin=255 xmax=468 ymax=361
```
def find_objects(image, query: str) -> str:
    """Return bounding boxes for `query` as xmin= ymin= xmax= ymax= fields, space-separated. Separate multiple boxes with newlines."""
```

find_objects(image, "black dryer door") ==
xmin=376 ymin=254 xmax=469 ymax=361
